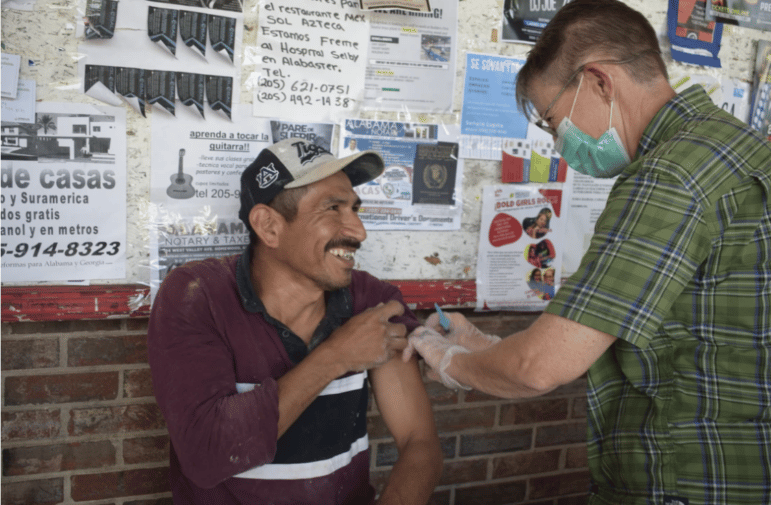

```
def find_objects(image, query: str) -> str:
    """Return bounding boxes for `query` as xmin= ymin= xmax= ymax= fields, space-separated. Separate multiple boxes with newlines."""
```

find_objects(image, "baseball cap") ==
xmin=239 ymin=138 xmax=384 ymax=230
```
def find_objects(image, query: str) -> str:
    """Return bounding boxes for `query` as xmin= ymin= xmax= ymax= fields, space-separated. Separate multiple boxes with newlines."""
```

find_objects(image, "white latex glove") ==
xmin=425 ymin=311 xmax=501 ymax=352
xmin=403 ymin=326 xmax=470 ymax=390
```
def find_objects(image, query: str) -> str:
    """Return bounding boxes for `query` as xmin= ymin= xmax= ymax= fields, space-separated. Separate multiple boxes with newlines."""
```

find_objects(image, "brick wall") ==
xmin=1 ymin=310 xmax=590 ymax=505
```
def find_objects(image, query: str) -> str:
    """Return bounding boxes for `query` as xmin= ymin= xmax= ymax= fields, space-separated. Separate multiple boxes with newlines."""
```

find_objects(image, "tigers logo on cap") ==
xmin=294 ymin=142 xmax=330 ymax=165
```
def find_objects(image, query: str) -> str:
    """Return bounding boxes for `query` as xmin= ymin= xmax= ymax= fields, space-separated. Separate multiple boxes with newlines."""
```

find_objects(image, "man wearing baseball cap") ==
xmin=148 ymin=138 xmax=442 ymax=504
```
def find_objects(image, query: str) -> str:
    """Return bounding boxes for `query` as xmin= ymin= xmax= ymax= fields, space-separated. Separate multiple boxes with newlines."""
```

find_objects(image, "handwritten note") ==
xmin=1 ymin=79 xmax=36 ymax=123
xmin=253 ymin=0 xmax=369 ymax=122
xmin=2 ymin=53 xmax=21 ymax=99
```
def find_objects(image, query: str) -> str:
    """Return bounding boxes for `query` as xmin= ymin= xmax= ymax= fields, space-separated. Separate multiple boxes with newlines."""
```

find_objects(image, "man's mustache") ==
xmin=325 ymin=238 xmax=361 ymax=251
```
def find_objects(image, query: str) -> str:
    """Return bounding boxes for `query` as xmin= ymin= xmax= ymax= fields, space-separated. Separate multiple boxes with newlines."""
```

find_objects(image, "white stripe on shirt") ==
xmin=236 ymin=371 xmax=367 ymax=396
xmin=232 ymin=433 xmax=369 ymax=480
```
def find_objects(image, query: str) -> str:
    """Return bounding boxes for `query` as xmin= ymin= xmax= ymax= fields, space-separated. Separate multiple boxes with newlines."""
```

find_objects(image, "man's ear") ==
xmin=585 ymin=66 xmax=614 ymax=104
xmin=249 ymin=204 xmax=283 ymax=248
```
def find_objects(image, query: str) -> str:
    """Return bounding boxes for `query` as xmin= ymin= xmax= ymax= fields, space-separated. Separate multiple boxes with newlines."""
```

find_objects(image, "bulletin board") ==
xmin=2 ymin=0 xmax=770 ymax=321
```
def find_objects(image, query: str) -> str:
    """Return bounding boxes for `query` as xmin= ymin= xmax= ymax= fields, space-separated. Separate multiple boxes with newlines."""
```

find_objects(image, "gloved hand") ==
xmin=425 ymin=311 xmax=501 ymax=352
xmin=403 ymin=326 xmax=471 ymax=390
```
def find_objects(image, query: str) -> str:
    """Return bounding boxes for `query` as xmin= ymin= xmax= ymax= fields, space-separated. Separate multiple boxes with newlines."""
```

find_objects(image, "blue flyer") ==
xmin=460 ymin=53 xmax=529 ymax=139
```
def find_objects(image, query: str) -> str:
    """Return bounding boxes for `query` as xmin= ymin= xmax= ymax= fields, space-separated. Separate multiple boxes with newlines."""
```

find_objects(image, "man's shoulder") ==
xmin=157 ymin=254 xmax=239 ymax=298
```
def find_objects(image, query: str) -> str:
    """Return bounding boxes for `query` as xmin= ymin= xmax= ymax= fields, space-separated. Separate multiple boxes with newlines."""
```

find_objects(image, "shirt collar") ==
xmin=637 ymin=85 xmax=714 ymax=158
xmin=235 ymin=246 xmax=354 ymax=361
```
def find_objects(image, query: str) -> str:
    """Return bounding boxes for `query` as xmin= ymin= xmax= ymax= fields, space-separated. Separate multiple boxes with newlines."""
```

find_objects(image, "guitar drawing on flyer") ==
xmin=167 ymin=148 xmax=195 ymax=199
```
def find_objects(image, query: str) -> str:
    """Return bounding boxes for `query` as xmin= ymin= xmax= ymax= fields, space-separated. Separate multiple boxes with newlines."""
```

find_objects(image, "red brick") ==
xmin=572 ymin=396 xmax=587 ymax=419
xmin=366 ymin=414 xmax=390 ymax=440
xmin=374 ymin=436 xmax=455 ymax=467
xmin=557 ymin=493 xmax=590 ymax=505
xmin=124 ymin=499 xmax=173 ymax=505
xmin=500 ymin=398 xmax=569 ymax=425
xmin=3 ymin=441 xmax=115 ymax=476
xmin=463 ymin=389 xmax=503 ymax=403
xmin=546 ymin=377 xmax=587 ymax=397
xmin=438 ymin=459 xmax=487 ymax=485
xmin=433 ymin=406 xmax=496 ymax=432
xmin=68 ymin=403 xmax=165 ymax=436
xmin=369 ymin=473 xmax=450 ymax=505
xmin=492 ymin=449 xmax=560 ymax=478
xmin=423 ymin=380 xmax=459 ymax=405
xmin=4 ymin=372 xmax=119 ymax=406
xmin=124 ymin=368 xmax=154 ymax=398
xmin=70 ymin=467 xmax=170 ymax=501
xmin=529 ymin=469 xmax=591 ymax=500
xmin=123 ymin=435 xmax=169 ymax=464
xmin=535 ymin=421 xmax=587 ymax=448
xmin=125 ymin=318 xmax=149 ymax=332
xmin=68 ymin=334 xmax=148 ymax=366
xmin=454 ymin=480 xmax=527 ymax=504
xmin=565 ymin=445 xmax=588 ymax=469
xmin=427 ymin=490 xmax=451 ymax=505
xmin=2 ymin=338 xmax=59 ymax=370
xmin=459 ymin=428 xmax=531 ymax=457
xmin=4 ymin=320 xmax=122 ymax=335
xmin=2 ymin=409 xmax=61 ymax=441
xmin=1 ymin=478 xmax=63 ymax=505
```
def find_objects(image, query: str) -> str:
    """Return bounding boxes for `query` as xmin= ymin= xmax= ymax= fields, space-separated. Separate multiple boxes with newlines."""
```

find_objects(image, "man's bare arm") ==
xmin=371 ymin=354 xmax=442 ymax=505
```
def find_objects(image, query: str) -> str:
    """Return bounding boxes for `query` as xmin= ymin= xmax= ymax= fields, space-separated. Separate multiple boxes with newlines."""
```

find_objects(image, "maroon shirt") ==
xmin=148 ymin=250 xmax=418 ymax=504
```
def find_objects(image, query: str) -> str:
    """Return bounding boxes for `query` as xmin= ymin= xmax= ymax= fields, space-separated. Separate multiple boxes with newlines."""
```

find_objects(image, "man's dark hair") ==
xmin=247 ymin=185 xmax=310 ymax=246
xmin=515 ymin=0 xmax=668 ymax=121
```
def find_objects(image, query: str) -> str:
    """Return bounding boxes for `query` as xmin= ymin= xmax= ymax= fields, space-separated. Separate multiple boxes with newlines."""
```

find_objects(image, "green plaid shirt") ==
xmin=547 ymin=85 xmax=771 ymax=505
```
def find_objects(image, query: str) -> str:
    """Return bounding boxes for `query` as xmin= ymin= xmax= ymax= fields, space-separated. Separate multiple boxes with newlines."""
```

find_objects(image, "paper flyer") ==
xmin=78 ymin=0 xmax=242 ymax=118
xmin=476 ymin=184 xmax=565 ymax=311
xmin=667 ymin=0 xmax=723 ymax=68
xmin=1 ymin=79 xmax=36 ymax=124
xmin=339 ymin=119 xmax=462 ymax=230
xmin=359 ymin=0 xmax=431 ymax=11
xmin=150 ymin=106 xmax=272 ymax=296
xmin=459 ymin=53 xmax=529 ymax=160
xmin=708 ymin=0 xmax=771 ymax=31
xmin=561 ymin=170 xmax=615 ymax=280
xmin=501 ymin=123 xmax=568 ymax=183
xmin=501 ymin=0 xmax=567 ymax=44
xmin=253 ymin=0 xmax=370 ymax=122
xmin=1 ymin=103 xmax=127 ymax=282
xmin=750 ymin=40 xmax=771 ymax=140
xmin=1 ymin=53 xmax=21 ymax=99
xmin=363 ymin=0 xmax=458 ymax=113
xmin=670 ymin=72 xmax=752 ymax=124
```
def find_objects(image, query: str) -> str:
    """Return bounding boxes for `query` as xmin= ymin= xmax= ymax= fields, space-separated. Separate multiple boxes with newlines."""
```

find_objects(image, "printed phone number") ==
xmin=1 ymin=241 xmax=121 ymax=258
xmin=256 ymin=91 xmax=352 ymax=108
xmin=259 ymin=78 xmax=351 ymax=96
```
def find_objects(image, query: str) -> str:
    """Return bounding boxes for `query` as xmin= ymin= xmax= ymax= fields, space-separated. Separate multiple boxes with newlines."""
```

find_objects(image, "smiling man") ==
xmin=148 ymin=138 xmax=442 ymax=504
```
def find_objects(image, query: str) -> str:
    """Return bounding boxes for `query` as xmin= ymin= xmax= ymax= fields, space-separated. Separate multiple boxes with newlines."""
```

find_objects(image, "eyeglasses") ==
xmin=532 ymin=51 xmax=660 ymax=137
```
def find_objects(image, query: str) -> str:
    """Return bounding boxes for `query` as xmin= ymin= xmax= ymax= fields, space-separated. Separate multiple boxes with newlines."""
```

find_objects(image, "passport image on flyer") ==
xmin=412 ymin=142 xmax=458 ymax=206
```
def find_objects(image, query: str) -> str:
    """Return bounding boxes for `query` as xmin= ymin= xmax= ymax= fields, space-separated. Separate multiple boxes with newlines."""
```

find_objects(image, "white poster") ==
xmin=1 ymin=103 xmax=127 ymax=282
xmin=339 ymin=119 xmax=462 ymax=230
xmin=150 ymin=106 xmax=272 ymax=295
xmin=253 ymin=0 xmax=370 ymax=122
xmin=78 ymin=0 xmax=242 ymax=119
xmin=561 ymin=170 xmax=615 ymax=280
xmin=363 ymin=0 xmax=457 ymax=113
xmin=476 ymin=185 xmax=565 ymax=311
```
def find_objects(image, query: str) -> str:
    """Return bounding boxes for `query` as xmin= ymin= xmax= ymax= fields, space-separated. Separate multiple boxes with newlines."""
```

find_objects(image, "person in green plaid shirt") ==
xmin=404 ymin=1 xmax=771 ymax=504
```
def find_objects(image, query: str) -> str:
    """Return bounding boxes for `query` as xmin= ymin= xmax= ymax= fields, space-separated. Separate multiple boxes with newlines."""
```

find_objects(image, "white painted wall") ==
xmin=2 ymin=0 xmax=769 ymax=284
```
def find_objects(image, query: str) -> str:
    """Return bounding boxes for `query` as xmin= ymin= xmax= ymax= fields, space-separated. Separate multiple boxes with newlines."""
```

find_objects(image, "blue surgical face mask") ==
xmin=554 ymin=74 xmax=631 ymax=178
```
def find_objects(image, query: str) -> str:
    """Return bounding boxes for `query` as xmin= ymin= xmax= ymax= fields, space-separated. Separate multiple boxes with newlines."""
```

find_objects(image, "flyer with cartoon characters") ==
xmin=476 ymin=184 xmax=564 ymax=311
